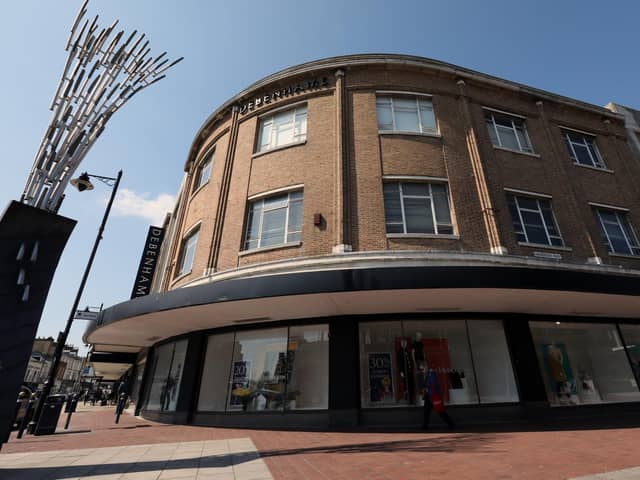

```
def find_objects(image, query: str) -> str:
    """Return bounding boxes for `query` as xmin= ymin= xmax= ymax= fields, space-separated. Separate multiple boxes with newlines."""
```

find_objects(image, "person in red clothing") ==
xmin=422 ymin=367 xmax=454 ymax=430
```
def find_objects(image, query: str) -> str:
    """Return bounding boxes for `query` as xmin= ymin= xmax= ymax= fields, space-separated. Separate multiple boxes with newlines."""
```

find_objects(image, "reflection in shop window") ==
xmin=403 ymin=320 xmax=478 ymax=406
xmin=227 ymin=328 xmax=289 ymax=411
xmin=197 ymin=325 xmax=330 ymax=413
xmin=144 ymin=339 xmax=187 ymax=412
xmin=287 ymin=325 xmax=329 ymax=410
xmin=467 ymin=320 xmax=518 ymax=403
xmin=619 ymin=325 xmax=640 ymax=386
xmin=197 ymin=333 xmax=235 ymax=411
xmin=359 ymin=320 xmax=517 ymax=409
xmin=530 ymin=322 xmax=640 ymax=406
xmin=129 ymin=356 xmax=147 ymax=407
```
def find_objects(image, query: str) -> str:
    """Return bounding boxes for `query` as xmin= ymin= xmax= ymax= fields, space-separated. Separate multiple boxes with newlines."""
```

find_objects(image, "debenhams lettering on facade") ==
xmin=239 ymin=77 xmax=329 ymax=115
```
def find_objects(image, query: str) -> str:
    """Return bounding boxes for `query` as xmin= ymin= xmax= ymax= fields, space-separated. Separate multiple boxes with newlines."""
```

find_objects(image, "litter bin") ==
xmin=34 ymin=395 xmax=66 ymax=436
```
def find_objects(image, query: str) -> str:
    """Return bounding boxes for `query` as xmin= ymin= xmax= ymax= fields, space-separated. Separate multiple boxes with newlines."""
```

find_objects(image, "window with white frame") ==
xmin=244 ymin=190 xmax=303 ymax=250
xmin=593 ymin=207 xmax=640 ymax=256
xmin=507 ymin=193 xmax=563 ymax=246
xmin=376 ymin=95 xmax=437 ymax=134
xmin=176 ymin=226 xmax=199 ymax=277
xmin=193 ymin=150 xmax=213 ymax=192
xmin=256 ymin=105 xmax=307 ymax=153
xmin=561 ymin=130 xmax=606 ymax=169
xmin=485 ymin=110 xmax=533 ymax=153
xmin=383 ymin=181 xmax=453 ymax=235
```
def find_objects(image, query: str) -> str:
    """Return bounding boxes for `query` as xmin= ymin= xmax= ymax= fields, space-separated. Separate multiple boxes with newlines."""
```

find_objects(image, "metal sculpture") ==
xmin=20 ymin=0 xmax=183 ymax=212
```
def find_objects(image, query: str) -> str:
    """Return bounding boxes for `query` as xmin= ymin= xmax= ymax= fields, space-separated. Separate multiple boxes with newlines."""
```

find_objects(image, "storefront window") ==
xmin=144 ymin=339 xmax=187 ymax=411
xmin=359 ymin=319 xmax=518 ymax=408
xmin=530 ymin=322 xmax=640 ymax=406
xmin=286 ymin=325 xmax=329 ymax=410
xmin=360 ymin=321 xmax=405 ymax=408
xmin=619 ymin=325 xmax=640 ymax=386
xmin=129 ymin=355 xmax=147 ymax=406
xmin=403 ymin=320 xmax=478 ymax=405
xmin=227 ymin=328 xmax=288 ymax=411
xmin=468 ymin=320 xmax=518 ymax=403
xmin=197 ymin=333 xmax=234 ymax=411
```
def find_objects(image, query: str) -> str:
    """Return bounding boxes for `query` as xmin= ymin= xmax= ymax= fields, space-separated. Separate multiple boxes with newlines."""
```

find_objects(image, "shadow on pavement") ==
xmin=1 ymin=434 xmax=499 ymax=479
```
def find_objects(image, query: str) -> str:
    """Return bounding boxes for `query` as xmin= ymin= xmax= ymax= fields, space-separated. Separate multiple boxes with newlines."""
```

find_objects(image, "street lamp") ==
xmin=28 ymin=170 xmax=122 ymax=434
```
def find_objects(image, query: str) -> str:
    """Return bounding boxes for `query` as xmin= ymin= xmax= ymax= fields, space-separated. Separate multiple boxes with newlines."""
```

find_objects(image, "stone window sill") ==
xmin=252 ymin=140 xmax=306 ymax=159
xmin=238 ymin=241 xmax=302 ymax=257
xmin=573 ymin=163 xmax=614 ymax=174
xmin=518 ymin=242 xmax=572 ymax=252
xmin=493 ymin=145 xmax=541 ymax=158
xmin=387 ymin=233 xmax=460 ymax=240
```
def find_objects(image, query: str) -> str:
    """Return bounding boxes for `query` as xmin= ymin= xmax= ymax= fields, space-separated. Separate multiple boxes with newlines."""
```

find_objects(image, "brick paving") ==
xmin=2 ymin=406 xmax=640 ymax=479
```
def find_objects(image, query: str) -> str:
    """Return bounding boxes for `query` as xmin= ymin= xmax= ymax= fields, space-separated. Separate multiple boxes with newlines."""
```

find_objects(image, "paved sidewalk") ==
xmin=570 ymin=467 xmax=640 ymax=480
xmin=3 ymin=408 xmax=640 ymax=479
xmin=0 ymin=438 xmax=272 ymax=480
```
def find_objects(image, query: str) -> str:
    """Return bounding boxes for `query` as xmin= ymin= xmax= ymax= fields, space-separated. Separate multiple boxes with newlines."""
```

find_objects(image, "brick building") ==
xmin=85 ymin=54 xmax=640 ymax=428
xmin=24 ymin=337 xmax=86 ymax=393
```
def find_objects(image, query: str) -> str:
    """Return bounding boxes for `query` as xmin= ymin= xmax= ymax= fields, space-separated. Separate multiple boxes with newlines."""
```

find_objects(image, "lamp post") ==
xmin=28 ymin=170 xmax=122 ymax=434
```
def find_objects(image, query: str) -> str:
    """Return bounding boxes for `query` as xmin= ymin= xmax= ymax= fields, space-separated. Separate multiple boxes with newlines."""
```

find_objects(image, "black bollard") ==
xmin=115 ymin=393 xmax=127 ymax=424
xmin=17 ymin=397 xmax=36 ymax=439
xmin=64 ymin=395 xmax=78 ymax=430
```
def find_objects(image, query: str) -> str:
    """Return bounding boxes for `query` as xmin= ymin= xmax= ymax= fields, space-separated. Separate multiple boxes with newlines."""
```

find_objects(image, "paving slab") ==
xmin=0 ymin=439 xmax=272 ymax=480
xmin=3 ymin=407 xmax=640 ymax=479
xmin=570 ymin=467 xmax=640 ymax=480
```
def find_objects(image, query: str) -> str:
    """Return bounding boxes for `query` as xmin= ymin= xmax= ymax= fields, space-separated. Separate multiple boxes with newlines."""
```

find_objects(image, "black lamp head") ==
xmin=70 ymin=172 xmax=94 ymax=192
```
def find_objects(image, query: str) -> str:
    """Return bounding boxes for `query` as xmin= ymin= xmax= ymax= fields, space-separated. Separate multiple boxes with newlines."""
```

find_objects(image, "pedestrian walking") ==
xmin=422 ymin=367 xmax=454 ymax=430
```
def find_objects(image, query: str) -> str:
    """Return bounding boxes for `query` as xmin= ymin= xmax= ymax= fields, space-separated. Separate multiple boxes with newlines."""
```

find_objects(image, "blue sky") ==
xmin=1 ymin=0 xmax=639 ymax=352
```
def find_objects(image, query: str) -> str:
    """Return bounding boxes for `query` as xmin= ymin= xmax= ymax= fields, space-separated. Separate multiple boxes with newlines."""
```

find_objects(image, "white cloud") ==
xmin=108 ymin=188 xmax=175 ymax=225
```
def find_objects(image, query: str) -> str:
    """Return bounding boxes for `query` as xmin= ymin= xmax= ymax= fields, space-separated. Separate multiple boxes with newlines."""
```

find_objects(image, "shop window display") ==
xmin=360 ymin=322 xmax=404 ymax=408
xmin=196 ymin=324 xmax=330 ymax=413
xmin=197 ymin=333 xmax=235 ymax=411
xmin=286 ymin=325 xmax=329 ymax=410
xmin=359 ymin=320 xmax=516 ymax=408
xmin=227 ymin=328 xmax=288 ymax=411
xmin=144 ymin=339 xmax=188 ymax=411
xmin=403 ymin=321 xmax=478 ymax=405
xmin=530 ymin=322 xmax=640 ymax=406
xmin=468 ymin=320 xmax=519 ymax=403
xmin=129 ymin=356 xmax=147 ymax=407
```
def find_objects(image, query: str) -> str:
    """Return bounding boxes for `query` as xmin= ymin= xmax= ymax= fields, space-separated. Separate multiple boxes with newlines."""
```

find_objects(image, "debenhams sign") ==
xmin=239 ymin=77 xmax=330 ymax=115
xmin=130 ymin=226 xmax=165 ymax=299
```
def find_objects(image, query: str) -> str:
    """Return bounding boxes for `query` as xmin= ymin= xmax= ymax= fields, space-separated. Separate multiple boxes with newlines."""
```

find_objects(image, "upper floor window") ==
xmin=593 ymin=207 xmax=640 ymax=256
xmin=561 ymin=130 xmax=606 ymax=169
xmin=376 ymin=95 xmax=437 ymax=134
xmin=193 ymin=150 xmax=213 ymax=192
xmin=507 ymin=193 xmax=563 ymax=247
xmin=257 ymin=105 xmax=307 ymax=153
xmin=383 ymin=181 xmax=453 ymax=235
xmin=485 ymin=110 xmax=533 ymax=153
xmin=176 ymin=226 xmax=199 ymax=278
xmin=244 ymin=190 xmax=303 ymax=250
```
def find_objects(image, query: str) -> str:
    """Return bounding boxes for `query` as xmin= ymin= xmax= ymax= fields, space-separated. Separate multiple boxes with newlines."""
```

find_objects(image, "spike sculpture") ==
xmin=21 ymin=0 xmax=183 ymax=212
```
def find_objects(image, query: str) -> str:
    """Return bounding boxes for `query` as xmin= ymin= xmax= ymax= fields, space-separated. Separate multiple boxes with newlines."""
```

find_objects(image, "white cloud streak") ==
xmin=109 ymin=188 xmax=175 ymax=225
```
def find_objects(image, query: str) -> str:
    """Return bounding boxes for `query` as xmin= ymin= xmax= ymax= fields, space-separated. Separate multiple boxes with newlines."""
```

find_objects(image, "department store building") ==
xmin=85 ymin=54 xmax=640 ymax=428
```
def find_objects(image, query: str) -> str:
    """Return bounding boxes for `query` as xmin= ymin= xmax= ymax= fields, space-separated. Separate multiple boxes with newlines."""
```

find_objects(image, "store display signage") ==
xmin=239 ymin=77 xmax=330 ymax=115
xmin=130 ymin=226 xmax=165 ymax=299
xmin=229 ymin=360 xmax=251 ymax=409
xmin=368 ymin=353 xmax=394 ymax=403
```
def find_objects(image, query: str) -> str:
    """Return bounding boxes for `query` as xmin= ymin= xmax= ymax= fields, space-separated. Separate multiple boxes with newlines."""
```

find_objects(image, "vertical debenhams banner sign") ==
xmin=130 ymin=226 xmax=165 ymax=299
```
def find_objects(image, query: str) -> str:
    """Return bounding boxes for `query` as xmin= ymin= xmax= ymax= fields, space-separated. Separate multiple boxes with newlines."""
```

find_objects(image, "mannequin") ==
xmin=413 ymin=332 xmax=426 ymax=403
xmin=397 ymin=338 xmax=415 ymax=403
xmin=547 ymin=344 xmax=570 ymax=403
